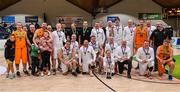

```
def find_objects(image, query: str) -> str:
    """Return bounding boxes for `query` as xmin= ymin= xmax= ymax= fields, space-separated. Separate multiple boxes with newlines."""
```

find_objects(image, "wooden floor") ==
xmin=0 ymin=49 xmax=180 ymax=92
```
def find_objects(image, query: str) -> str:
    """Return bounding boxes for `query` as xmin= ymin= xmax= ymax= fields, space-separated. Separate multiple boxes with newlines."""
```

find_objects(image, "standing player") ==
xmin=51 ymin=23 xmax=66 ymax=75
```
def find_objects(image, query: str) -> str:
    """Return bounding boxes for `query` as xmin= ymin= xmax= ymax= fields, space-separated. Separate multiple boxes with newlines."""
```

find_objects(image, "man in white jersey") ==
xmin=91 ymin=22 xmax=105 ymax=46
xmin=105 ymin=36 xmax=118 ymax=57
xmin=124 ymin=19 xmax=136 ymax=54
xmin=89 ymin=35 xmax=104 ymax=74
xmin=71 ymin=34 xmax=79 ymax=57
xmin=113 ymin=18 xmax=124 ymax=45
xmin=115 ymin=41 xmax=132 ymax=79
xmin=106 ymin=21 xmax=114 ymax=40
xmin=146 ymin=20 xmax=156 ymax=39
xmin=136 ymin=40 xmax=154 ymax=78
xmin=70 ymin=34 xmax=80 ymax=73
xmin=79 ymin=40 xmax=96 ymax=76
xmin=58 ymin=41 xmax=77 ymax=77
xmin=52 ymin=23 xmax=66 ymax=75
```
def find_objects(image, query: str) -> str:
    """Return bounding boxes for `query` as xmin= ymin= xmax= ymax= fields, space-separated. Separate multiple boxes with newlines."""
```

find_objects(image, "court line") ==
xmin=118 ymin=74 xmax=180 ymax=84
xmin=93 ymin=72 xmax=116 ymax=92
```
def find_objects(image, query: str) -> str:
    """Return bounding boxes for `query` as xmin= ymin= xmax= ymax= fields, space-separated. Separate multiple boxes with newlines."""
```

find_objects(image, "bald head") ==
xmin=121 ymin=40 xmax=127 ymax=47
xmin=156 ymin=21 xmax=163 ymax=30
xmin=128 ymin=19 xmax=133 ymax=27
xmin=71 ymin=23 xmax=76 ymax=29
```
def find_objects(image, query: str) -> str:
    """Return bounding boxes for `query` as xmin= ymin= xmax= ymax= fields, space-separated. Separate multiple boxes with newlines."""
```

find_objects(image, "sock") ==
xmin=149 ymin=67 xmax=153 ymax=72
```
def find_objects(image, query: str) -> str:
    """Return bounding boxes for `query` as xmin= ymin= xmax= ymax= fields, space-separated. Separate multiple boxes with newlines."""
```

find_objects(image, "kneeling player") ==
xmin=79 ymin=40 xmax=96 ymax=76
xmin=89 ymin=35 xmax=104 ymax=74
xmin=136 ymin=40 xmax=154 ymax=79
xmin=103 ymin=50 xmax=115 ymax=79
xmin=58 ymin=41 xmax=77 ymax=76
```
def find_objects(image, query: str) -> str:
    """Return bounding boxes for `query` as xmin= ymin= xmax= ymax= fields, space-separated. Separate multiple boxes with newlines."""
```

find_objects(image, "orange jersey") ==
xmin=135 ymin=26 xmax=148 ymax=50
xmin=13 ymin=30 xmax=27 ymax=49
xmin=157 ymin=45 xmax=173 ymax=74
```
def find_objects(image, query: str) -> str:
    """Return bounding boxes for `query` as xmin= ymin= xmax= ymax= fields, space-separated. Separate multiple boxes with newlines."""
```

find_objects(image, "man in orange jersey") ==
xmin=156 ymin=40 xmax=175 ymax=80
xmin=134 ymin=20 xmax=148 ymax=70
xmin=13 ymin=22 xmax=31 ymax=77
xmin=33 ymin=22 xmax=52 ymax=47
xmin=134 ymin=20 xmax=148 ymax=51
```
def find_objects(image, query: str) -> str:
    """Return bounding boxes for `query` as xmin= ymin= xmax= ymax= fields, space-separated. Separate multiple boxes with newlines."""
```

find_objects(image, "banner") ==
xmin=25 ymin=16 xmax=38 ymax=23
xmin=57 ymin=16 xmax=83 ymax=27
xmin=2 ymin=16 xmax=15 ymax=23
xmin=171 ymin=37 xmax=180 ymax=49
xmin=138 ymin=13 xmax=161 ymax=20
xmin=107 ymin=16 xmax=118 ymax=23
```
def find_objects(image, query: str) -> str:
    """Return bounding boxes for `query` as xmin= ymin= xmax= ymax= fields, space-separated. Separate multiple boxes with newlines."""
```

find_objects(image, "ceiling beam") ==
xmin=66 ymin=0 xmax=91 ymax=13
xmin=0 ymin=0 xmax=21 ymax=11
xmin=106 ymin=0 xmax=123 ymax=9
xmin=152 ymin=0 xmax=165 ymax=8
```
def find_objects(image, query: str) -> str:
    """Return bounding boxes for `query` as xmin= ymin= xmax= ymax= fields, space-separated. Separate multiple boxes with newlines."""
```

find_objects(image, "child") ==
xmin=103 ymin=50 xmax=115 ymax=79
xmin=4 ymin=34 xmax=15 ymax=79
xmin=30 ymin=44 xmax=39 ymax=76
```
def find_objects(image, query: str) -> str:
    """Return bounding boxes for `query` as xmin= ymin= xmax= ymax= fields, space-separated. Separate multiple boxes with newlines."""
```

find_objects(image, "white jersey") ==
xmin=89 ymin=41 xmax=100 ymax=54
xmin=123 ymin=26 xmax=136 ymax=54
xmin=79 ymin=46 xmax=96 ymax=72
xmin=147 ymin=26 xmax=156 ymax=39
xmin=114 ymin=46 xmax=131 ymax=62
xmin=136 ymin=47 xmax=154 ymax=63
xmin=103 ymin=56 xmax=115 ymax=73
xmin=61 ymin=46 xmax=74 ymax=73
xmin=136 ymin=47 xmax=154 ymax=75
xmin=113 ymin=24 xmax=124 ymax=44
xmin=71 ymin=41 xmax=79 ymax=52
xmin=71 ymin=41 xmax=79 ymax=58
xmin=91 ymin=28 xmax=105 ymax=45
xmin=52 ymin=30 xmax=66 ymax=48
xmin=105 ymin=43 xmax=118 ymax=56
xmin=106 ymin=26 xmax=114 ymax=39
xmin=61 ymin=46 xmax=73 ymax=61
xmin=103 ymin=56 xmax=115 ymax=67
xmin=52 ymin=30 xmax=66 ymax=59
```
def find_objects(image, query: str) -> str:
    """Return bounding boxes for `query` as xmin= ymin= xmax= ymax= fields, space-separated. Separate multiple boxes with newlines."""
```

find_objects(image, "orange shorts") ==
xmin=158 ymin=60 xmax=174 ymax=75
xmin=15 ymin=47 xmax=27 ymax=64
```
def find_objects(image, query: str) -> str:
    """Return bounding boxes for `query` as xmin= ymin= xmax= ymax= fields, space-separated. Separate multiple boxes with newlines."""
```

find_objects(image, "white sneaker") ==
xmin=48 ymin=71 xmax=51 ymax=76
xmin=9 ymin=74 xmax=15 ymax=79
xmin=89 ymin=70 xmax=94 ymax=77
xmin=41 ymin=72 xmax=44 ymax=77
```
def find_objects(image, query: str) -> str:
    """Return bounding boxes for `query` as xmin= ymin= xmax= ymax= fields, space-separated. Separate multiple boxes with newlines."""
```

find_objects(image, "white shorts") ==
xmin=61 ymin=62 xmax=71 ymax=73
xmin=103 ymin=62 xmax=115 ymax=73
xmin=53 ymin=47 xmax=61 ymax=59
xmin=82 ymin=60 xmax=94 ymax=73
xmin=139 ymin=61 xmax=154 ymax=75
